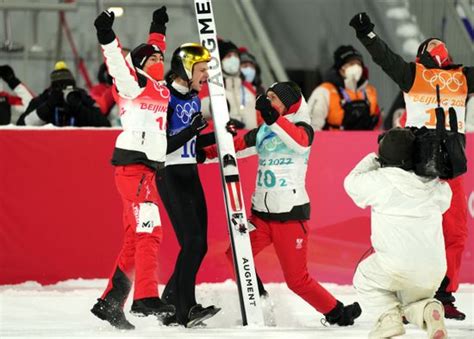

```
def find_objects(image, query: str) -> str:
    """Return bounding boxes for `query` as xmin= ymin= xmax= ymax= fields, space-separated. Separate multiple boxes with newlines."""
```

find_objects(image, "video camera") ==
xmin=62 ymin=85 xmax=80 ymax=103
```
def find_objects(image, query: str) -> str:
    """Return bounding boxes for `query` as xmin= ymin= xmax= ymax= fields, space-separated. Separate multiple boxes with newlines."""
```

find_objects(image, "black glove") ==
xmin=150 ymin=6 xmax=168 ymax=34
xmin=256 ymin=95 xmax=279 ymax=125
xmin=153 ymin=6 xmax=169 ymax=25
xmin=226 ymin=119 xmax=239 ymax=136
xmin=196 ymin=149 xmax=207 ymax=164
xmin=47 ymin=89 xmax=64 ymax=107
xmin=36 ymin=90 xmax=63 ymax=121
xmin=349 ymin=12 xmax=375 ymax=37
xmin=0 ymin=65 xmax=20 ymax=89
xmin=227 ymin=118 xmax=245 ymax=131
xmin=94 ymin=11 xmax=116 ymax=44
xmin=190 ymin=112 xmax=208 ymax=133
xmin=324 ymin=301 xmax=361 ymax=327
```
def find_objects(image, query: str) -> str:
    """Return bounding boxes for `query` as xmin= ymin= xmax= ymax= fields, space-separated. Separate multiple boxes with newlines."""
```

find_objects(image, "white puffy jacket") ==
xmin=344 ymin=153 xmax=452 ymax=289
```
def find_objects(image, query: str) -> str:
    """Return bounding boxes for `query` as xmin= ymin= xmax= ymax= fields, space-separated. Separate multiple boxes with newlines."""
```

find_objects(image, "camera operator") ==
xmin=17 ymin=62 xmax=110 ymax=127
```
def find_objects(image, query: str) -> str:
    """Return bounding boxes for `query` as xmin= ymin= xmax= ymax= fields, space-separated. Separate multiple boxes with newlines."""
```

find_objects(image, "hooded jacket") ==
xmin=344 ymin=153 xmax=452 ymax=289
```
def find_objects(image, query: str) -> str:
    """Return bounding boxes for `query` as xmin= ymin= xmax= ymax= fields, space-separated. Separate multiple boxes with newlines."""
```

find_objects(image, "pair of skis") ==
xmin=193 ymin=0 xmax=264 ymax=326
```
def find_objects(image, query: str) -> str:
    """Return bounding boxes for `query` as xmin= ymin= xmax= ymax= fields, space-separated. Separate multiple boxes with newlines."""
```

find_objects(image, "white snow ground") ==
xmin=0 ymin=280 xmax=472 ymax=339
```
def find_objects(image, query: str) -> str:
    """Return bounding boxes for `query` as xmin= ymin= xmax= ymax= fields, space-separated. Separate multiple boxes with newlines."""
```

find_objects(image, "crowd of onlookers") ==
xmin=1 ymin=40 xmax=473 ymax=131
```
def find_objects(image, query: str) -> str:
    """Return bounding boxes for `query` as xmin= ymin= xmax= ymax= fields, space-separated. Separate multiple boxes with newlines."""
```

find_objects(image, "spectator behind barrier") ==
xmin=199 ymin=38 xmax=258 ymax=130
xmin=307 ymin=45 xmax=381 ymax=131
xmin=0 ymin=65 xmax=34 ymax=125
xmin=239 ymin=46 xmax=265 ymax=96
xmin=89 ymin=48 xmax=130 ymax=126
xmin=17 ymin=61 xmax=110 ymax=127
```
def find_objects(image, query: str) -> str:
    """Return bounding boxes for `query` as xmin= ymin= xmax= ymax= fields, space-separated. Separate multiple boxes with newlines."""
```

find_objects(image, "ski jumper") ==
xmin=157 ymin=82 xmax=216 ymax=324
xmin=99 ymin=30 xmax=169 ymax=304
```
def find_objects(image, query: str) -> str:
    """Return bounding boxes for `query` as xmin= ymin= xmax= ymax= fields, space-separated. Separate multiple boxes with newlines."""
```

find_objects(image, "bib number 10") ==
xmin=181 ymin=139 xmax=196 ymax=158
xmin=257 ymin=169 xmax=287 ymax=188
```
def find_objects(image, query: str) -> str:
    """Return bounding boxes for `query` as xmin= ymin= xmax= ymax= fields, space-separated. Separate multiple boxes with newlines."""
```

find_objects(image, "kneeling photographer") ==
xmin=17 ymin=62 xmax=110 ymax=127
xmin=350 ymin=12 xmax=473 ymax=320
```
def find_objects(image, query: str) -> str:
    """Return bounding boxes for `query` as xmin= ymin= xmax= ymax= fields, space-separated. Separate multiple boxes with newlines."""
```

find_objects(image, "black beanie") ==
xmin=130 ymin=43 xmax=163 ymax=69
xmin=378 ymin=128 xmax=416 ymax=170
xmin=50 ymin=68 xmax=75 ymax=88
xmin=218 ymin=39 xmax=239 ymax=60
xmin=267 ymin=81 xmax=302 ymax=110
xmin=333 ymin=45 xmax=363 ymax=70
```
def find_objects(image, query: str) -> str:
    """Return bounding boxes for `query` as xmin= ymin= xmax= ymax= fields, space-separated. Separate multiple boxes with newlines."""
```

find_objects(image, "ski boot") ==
xmin=186 ymin=304 xmax=221 ymax=328
xmin=91 ymin=298 xmax=135 ymax=330
xmin=130 ymin=297 xmax=176 ymax=319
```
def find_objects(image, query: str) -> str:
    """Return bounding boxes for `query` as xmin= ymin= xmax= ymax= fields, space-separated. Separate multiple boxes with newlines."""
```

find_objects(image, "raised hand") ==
xmin=153 ymin=6 xmax=169 ymax=25
xmin=0 ymin=65 xmax=20 ymax=89
xmin=94 ymin=11 xmax=116 ymax=44
xmin=349 ymin=12 xmax=375 ymax=36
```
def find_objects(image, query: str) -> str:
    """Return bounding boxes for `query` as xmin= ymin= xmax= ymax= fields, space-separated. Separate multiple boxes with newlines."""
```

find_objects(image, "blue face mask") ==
xmin=241 ymin=66 xmax=256 ymax=83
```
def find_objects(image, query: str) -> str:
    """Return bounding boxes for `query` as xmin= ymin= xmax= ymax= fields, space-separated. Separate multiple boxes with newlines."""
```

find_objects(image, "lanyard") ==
xmin=240 ymin=83 xmax=246 ymax=108
xmin=54 ymin=107 xmax=75 ymax=126
xmin=339 ymin=87 xmax=367 ymax=103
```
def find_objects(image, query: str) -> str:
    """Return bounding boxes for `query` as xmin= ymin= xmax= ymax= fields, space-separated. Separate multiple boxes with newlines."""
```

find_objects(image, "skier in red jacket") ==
xmin=90 ymin=7 xmax=175 ymax=330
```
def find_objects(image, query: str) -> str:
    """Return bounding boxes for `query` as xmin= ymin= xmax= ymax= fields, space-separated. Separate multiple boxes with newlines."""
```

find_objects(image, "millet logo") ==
xmin=142 ymin=220 xmax=153 ymax=228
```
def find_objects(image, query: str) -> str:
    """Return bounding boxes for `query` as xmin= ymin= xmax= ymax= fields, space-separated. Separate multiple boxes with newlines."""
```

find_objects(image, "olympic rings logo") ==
xmin=422 ymin=70 xmax=465 ymax=92
xmin=263 ymin=136 xmax=283 ymax=152
xmin=175 ymin=101 xmax=199 ymax=124
xmin=152 ymin=82 xmax=170 ymax=99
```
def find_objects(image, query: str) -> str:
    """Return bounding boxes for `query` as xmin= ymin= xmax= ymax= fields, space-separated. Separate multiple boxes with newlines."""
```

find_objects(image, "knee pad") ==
xmin=136 ymin=202 xmax=161 ymax=233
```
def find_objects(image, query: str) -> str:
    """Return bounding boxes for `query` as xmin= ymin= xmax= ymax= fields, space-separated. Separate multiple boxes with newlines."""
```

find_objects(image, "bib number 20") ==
xmin=257 ymin=169 xmax=287 ymax=188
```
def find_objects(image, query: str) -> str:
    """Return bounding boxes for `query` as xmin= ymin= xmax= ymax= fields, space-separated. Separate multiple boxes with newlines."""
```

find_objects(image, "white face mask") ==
xmin=344 ymin=64 xmax=363 ymax=82
xmin=241 ymin=66 xmax=256 ymax=83
xmin=222 ymin=56 xmax=240 ymax=75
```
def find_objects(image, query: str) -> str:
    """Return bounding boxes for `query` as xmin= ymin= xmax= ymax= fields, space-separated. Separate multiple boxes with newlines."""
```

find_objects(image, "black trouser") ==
xmin=156 ymin=164 xmax=208 ymax=324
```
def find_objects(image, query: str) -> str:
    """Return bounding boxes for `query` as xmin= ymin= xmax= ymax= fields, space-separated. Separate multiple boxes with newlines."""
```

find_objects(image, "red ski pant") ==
xmin=443 ymin=176 xmax=468 ymax=292
xmin=226 ymin=214 xmax=337 ymax=314
xmin=102 ymin=164 xmax=163 ymax=301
